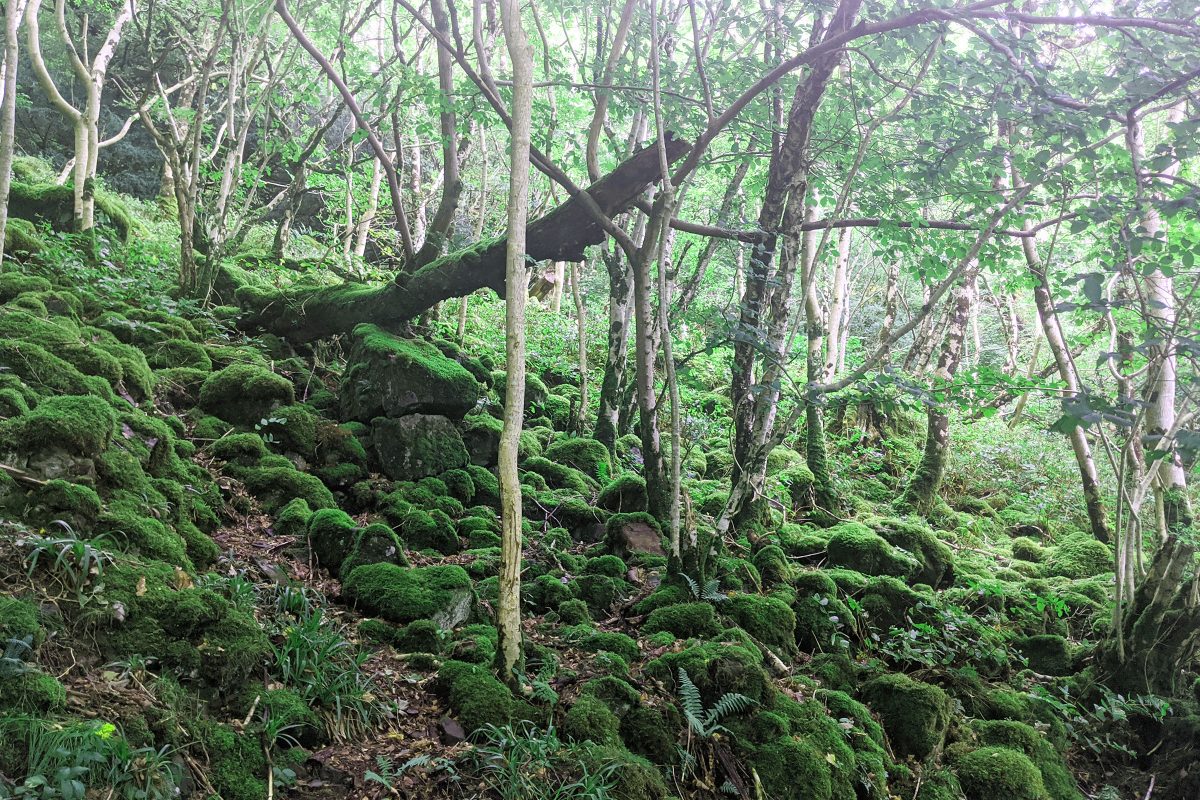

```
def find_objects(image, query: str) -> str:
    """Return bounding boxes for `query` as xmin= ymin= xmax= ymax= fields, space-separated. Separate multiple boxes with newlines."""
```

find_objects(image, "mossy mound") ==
xmin=433 ymin=659 xmax=534 ymax=734
xmin=199 ymin=363 xmax=295 ymax=425
xmin=860 ymin=672 xmax=952 ymax=761
xmin=953 ymin=746 xmax=1047 ymax=800
xmin=643 ymin=602 xmax=722 ymax=639
xmin=544 ymin=437 xmax=612 ymax=483
xmin=0 ymin=394 xmax=116 ymax=456
xmin=825 ymin=522 xmax=921 ymax=579
xmin=342 ymin=563 xmax=474 ymax=628
xmin=1044 ymin=532 xmax=1112 ymax=579
xmin=341 ymin=323 xmax=482 ymax=421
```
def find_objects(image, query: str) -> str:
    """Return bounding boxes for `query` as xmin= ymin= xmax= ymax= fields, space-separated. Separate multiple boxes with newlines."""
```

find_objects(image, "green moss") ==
xmin=434 ymin=659 xmax=531 ymax=734
xmin=307 ymin=508 xmax=358 ymax=569
xmin=1012 ymin=536 xmax=1046 ymax=563
xmin=343 ymin=563 xmax=473 ymax=628
xmin=0 ymin=671 xmax=67 ymax=713
xmin=954 ymin=746 xmax=1047 ymax=800
xmin=584 ymin=555 xmax=627 ymax=578
xmin=526 ymin=573 xmax=573 ymax=612
xmin=142 ymin=338 xmax=212 ymax=371
xmin=597 ymin=472 xmax=648 ymax=513
xmin=749 ymin=736 xmax=833 ymax=800
xmin=1 ymin=218 xmax=43 ymax=255
xmin=562 ymin=694 xmax=621 ymax=745
xmin=970 ymin=720 xmax=1080 ymax=800
xmin=342 ymin=323 xmax=481 ymax=420
xmin=723 ymin=593 xmax=797 ymax=654
xmin=557 ymin=598 xmax=591 ymax=625
xmin=195 ymin=719 xmax=268 ymax=800
xmin=199 ymin=363 xmax=294 ymax=425
xmin=97 ymin=498 xmax=191 ymax=567
xmin=340 ymin=522 xmax=409 ymax=578
xmin=571 ymin=573 xmax=629 ymax=613
xmin=440 ymin=468 xmax=476 ymax=503
xmin=868 ymin=515 xmax=955 ymax=587
xmin=397 ymin=508 xmax=460 ymax=555
xmin=153 ymin=364 xmax=205 ymax=405
xmin=1013 ymin=634 xmax=1073 ymax=676
xmin=392 ymin=618 xmax=444 ymax=654
xmin=0 ymin=393 xmax=115 ymax=456
xmin=24 ymin=478 xmax=102 ymax=529
xmin=644 ymin=602 xmax=722 ymax=639
xmin=258 ymin=403 xmax=321 ymax=456
xmin=1044 ymin=532 xmax=1112 ymax=579
xmin=524 ymin=456 xmax=596 ymax=494
xmin=576 ymin=745 xmax=669 ymax=800
xmin=574 ymin=630 xmax=639 ymax=663
xmin=266 ymin=501 xmax=307 ymax=544
xmin=644 ymin=638 xmax=769 ymax=705
xmin=825 ymin=522 xmax=920 ymax=579
xmin=0 ymin=597 xmax=42 ymax=646
xmin=233 ymin=465 xmax=335 ymax=511
xmin=860 ymin=673 xmax=951 ymax=760
xmin=752 ymin=544 xmax=792 ymax=586
xmin=859 ymin=575 xmax=930 ymax=629
xmin=208 ymin=432 xmax=268 ymax=464
xmin=544 ymin=437 xmax=612 ymax=483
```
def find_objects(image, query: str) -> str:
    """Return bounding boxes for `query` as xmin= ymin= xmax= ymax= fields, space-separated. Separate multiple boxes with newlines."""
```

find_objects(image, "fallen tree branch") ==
xmin=233 ymin=135 xmax=689 ymax=342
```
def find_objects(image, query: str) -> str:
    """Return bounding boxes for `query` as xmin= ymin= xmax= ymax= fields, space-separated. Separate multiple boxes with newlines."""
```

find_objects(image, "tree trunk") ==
xmin=0 ymin=0 xmax=28 ymax=266
xmin=901 ymin=269 xmax=978 ymax=513
xmin=235 ymin=136 xmax=688 ymax=340
xmin=570 ymin=259 xmax=589 ymax=434
xmin=495 ymin=0 xmax=532 ymax=685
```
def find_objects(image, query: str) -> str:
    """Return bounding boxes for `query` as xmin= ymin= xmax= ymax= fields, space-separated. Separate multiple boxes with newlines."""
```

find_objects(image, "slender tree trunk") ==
xmin=594 ymin=242 xmax=635 ymax=450
xmin=495 ymin=0 xmax=532 ymax=684
xmin=571 ymin=259 xmax=588 ymax=434
xmin=354 ymin=157 xmax=383 ymax=258
xmin=824 ymin=227 xmax=851 ymax=379
xmin=901 ymin=269 xmax=978 ymax=513
xmin=0 ymin=0 xmax=28 ymax=265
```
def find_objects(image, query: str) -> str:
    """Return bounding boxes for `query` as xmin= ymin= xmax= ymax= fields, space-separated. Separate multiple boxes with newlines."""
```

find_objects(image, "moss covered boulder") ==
xmin=954 ymin=746 xmax=1047 ymax=800
xmin=825 ymin=522 xmax=921 ymax=579
xmin=860 ymin=673 xmax=952 ymax=760
xmin=371 ymin=413 xmax=469 ymax=481
xmin=343 ymin=563 xmax=474 ymax=628
xmin=340 ymin=323 xmax=482 ymax=422
xmin=199 ymin=363 xmax=294 ymax=425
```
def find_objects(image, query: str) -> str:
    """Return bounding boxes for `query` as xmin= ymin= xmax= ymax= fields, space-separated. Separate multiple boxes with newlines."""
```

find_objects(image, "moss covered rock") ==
xmin=371 ymin=413 xmax=469 ymax=481
xmin=954 ymin=746 xmax=1047 ymax=800
xmin=1044 ymin=532 xmax=1112 ymax=579
xmin=341 ymin=324 xmax=482 ymax=421
xmin=825 ymin=522 xmax=920 ymax=579
xmin=199 ymin=363 xmax=294 ymax=425
xmin=644 ymin=602 xmax=722 ymax=639
xmin=343 ymin=563 xmax=474 ymax=628
xmin=544 ymin=437 xmax=612 ymax=483
xmin=860 ymin=673 xmax=952 ymax=760
xmin=434 ymin=659 xmax=533 ymax=734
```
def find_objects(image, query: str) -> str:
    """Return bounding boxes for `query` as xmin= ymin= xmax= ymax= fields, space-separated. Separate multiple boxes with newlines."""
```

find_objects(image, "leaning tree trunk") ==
xmin=901 ymin=268 xmax=979 ymax=514
xmin=234 ymin=136 xmax=688 ymax=340
xmin=495 ymin=0 xmax=532 ymax=685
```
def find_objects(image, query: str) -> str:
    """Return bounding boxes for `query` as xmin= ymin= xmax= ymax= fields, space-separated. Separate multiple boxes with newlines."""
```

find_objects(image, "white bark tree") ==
xmin=24 ymin=0 xmax=135 ymax=231
xmin=495 ymin=0 xmax=532 ymax=683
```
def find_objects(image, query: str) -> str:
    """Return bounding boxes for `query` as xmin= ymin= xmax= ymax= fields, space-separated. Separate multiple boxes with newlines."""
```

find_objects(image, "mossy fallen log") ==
xmin=232 ymin=135 xmax=690 ymax=342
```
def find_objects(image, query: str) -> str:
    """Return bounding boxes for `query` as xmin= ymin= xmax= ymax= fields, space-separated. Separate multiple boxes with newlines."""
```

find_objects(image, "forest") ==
xmin=0 ymin=0 xmax=1198 ymax=798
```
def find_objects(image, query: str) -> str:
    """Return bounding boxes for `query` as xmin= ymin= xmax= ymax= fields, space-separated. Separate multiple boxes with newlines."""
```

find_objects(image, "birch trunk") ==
xmin=496 ymin=0 xmax=532 ymax=683
xmin=0 ymin=0 xmax=28 ymax=265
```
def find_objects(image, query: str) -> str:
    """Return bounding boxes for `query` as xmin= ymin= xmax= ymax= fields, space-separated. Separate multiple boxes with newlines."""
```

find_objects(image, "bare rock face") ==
xmin=340 ymin=323 xmax=481 ymax=422
xmin=371 ymin=414 xmax=469 ymax=481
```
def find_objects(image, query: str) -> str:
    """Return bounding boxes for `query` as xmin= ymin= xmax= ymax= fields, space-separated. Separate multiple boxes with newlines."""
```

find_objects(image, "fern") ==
xmin=677 ymin=668 xmax=756 ymax=738
xmin=0 ymin=636 xmax=33 ymax=679
xmin=682 ymin=574 xmax=727 ymax=603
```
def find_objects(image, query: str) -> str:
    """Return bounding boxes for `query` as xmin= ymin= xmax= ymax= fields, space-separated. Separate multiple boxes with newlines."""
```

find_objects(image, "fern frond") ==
xmin=683 ymin=574 xmax=702 ymax=600
xmin=706 ymin=691 xmax=756 ymax=725
xmin=678 ymin=667 xmax=704 ymax=719
xmin=702 ymin=578 xmax=727 ymax=602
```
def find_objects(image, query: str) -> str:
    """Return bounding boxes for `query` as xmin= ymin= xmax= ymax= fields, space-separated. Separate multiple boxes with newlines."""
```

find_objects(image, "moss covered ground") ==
xmin=0 ymin=195 xmax=1189 ymax=800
